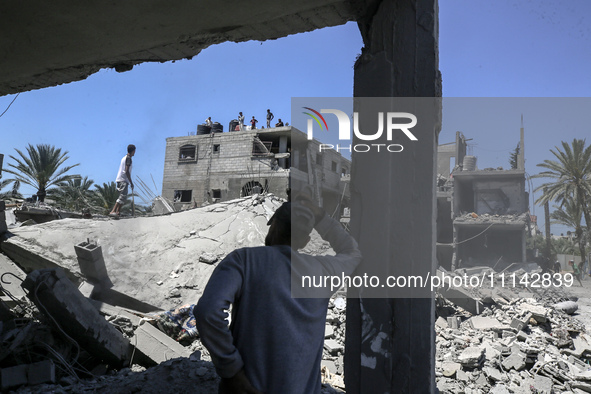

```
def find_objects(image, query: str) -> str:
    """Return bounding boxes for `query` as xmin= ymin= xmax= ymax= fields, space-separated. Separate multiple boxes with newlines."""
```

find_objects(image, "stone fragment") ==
xmin=458 ymin=346 xmax=485 ymax=367
xmin=485 ymin=366 xmax=505 ymax=382
xmin=469 ymin=316 xmax=506 ymax=331
xmin=435 ymin=316 xmax=448 ymax=329
xmin=489 ymin=384 xmax=510 ymax=394
xmin=554 ymin=300 xmax=578 ymax=315
xmin=325 ymin=324 xmax=334 ymax=338
xmin=199 ymin=253 xmax=218 ymax=264
xmin=456 ymin=369 xmax=470 ymax=382
xmin=324 ymin=339 xmax=343 ymax=355
xmin=532 ymin=374 xmax=553 ymax=394
xmin=510 ymin=317 xmax=526 ymax=331
xmin=441 ymin=361 xmax=461 ymax=377
xmin=520 ymin=304 xmax=547 ymax=323
xmin=447 ymin=316 xmax=462 ymax=329
xmin=321 ymin=360 xmax=337 ymax=374
xmin=502 ymin=352 xmax=526 ymax=371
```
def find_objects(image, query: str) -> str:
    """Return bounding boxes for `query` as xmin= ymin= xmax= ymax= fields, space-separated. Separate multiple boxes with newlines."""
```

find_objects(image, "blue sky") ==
xmin=1 ymin=0 xmax=590 ymax=235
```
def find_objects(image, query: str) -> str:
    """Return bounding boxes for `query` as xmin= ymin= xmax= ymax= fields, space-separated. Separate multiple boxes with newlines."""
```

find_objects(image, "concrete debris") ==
xmin=21 ymin=268 xmax=132 ymax=367
xmin=436 ymin=266 xmax=591 ymax=393
xmin=1 ymin=196 xmax=287 ymax=309
xmin=198 ymin=253 xmax=218 ymax=264
xmin=555 ymin=300 xmax=579 ymax=315
xmin=131 ymin=321 xmax=192 ymax=366
xmin=74 ymin=241 xmax=113 ymax=288
xmin=1 ymin=360 xmax=56 ymax=391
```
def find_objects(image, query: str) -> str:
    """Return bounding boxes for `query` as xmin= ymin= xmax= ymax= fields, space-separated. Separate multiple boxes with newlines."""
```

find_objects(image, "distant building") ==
xmin=437 ymin=131 xmax=530 ymax=271
xmin=162 ymin=125 xmax=350 ymax=216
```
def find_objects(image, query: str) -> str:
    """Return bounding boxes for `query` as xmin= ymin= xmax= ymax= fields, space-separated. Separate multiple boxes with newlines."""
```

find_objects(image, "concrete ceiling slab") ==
xmin=0 ymin=1 xmax=359 ymax=96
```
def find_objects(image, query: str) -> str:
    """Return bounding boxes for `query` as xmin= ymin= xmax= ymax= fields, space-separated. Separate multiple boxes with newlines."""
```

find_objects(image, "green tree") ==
xmin=0 ymin=178 xmax=22 ymax=200
xmin=550 ymin=196 xmax=586 ymax=263
xmin=509 ymin=143 xmax=520 ymax=170
xmin=534 ymin=139 xmax=591 ymax=236
xmin=553 ymin=237 xmax=578 ymax=256
xmin=94 ymin=181 xmax=146 ymax=216
xmin=94 ymin=182 xmax=119 ymax=214
xmin=3 ymin=144 xmax=80 ymax=202
xmin=47 ymin=176 xmax=95 ymax=212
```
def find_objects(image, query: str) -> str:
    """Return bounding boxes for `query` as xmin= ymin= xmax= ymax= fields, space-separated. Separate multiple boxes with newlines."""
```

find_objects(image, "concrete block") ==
xmin=321 ymin=360 xmax=337 ymax=374
xmin=510 ymin=317 xmax=526 ymax=331
xmin=1 ymin=364 xmax=27 ymax=390
xmin=21 ymin=268 xmax=131 ymax=367
xmin=435 ymin=316 xmax=448 ymax=329
xmin=469 ymin=316 xmax=507 ymax=331
xmin=325 ymin=324 xmax=334 ymax=338
xmin=78 ymin=281 xmax=95 ymax=298
xmin=324 ymin=339 xmax=343 ymax=355
xmin=74 ymin=242 xmax=113 ymax=288
xmin=446 ymin=316 xmax=461 ymax=329
xmin=458 ymin=346 xmax=484 ymax=367
xmin=520 ymin=304 xmax=547 ymax=323
xmin=501 ymin=352 xmax=526 ymax=371
xmin=27 ymin=359 xmax=56 ymax=386
xmin=439 ymin=286 xmax=484 ymax=315
xmin=533 ymin=374 xmax=553 ymax=394
xmin=131 ymin=322 xmax=191 ymax=365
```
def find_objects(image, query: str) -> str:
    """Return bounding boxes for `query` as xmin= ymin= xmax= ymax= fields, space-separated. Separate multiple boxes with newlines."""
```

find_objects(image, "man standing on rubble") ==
xmin=109 ymin=144 xmax=135 ymax=217
xmin=195 ymin=194 xmax=362 ymax=394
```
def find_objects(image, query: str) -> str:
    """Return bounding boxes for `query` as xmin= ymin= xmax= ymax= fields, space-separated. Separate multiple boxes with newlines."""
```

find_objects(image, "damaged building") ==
xmin=437 ymin=131 xmax=529 ymax=271
xmin=162 ymin=125 xmax=351 ymax=217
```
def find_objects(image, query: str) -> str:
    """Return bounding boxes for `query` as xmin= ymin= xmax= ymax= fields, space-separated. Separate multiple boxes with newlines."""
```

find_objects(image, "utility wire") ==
xmin=0 ymin=93 xmax=20 ymax=118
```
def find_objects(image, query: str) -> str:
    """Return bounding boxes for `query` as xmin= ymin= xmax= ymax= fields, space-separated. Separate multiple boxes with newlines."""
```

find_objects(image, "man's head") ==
xmin=265 ymin=202 xmax=314 ymax=249
xmin=127 ymin=144 xmax=136 ymax=155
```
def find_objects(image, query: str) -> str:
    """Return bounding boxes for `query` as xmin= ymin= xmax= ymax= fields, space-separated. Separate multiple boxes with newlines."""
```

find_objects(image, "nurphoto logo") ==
xmin=303 ymin=107 xmax=418 ymax=153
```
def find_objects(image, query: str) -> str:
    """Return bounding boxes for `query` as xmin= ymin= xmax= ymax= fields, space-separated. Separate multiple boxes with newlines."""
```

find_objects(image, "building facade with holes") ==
xmin=162 ymin=126 xmax=351 ymax=214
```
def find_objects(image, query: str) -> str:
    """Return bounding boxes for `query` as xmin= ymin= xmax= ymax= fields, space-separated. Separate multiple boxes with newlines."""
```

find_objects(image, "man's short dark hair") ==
xmin=127 ymin=144 xmax=136 ymax=153
xmin=267 ymin=202 xmax=315 ymax=248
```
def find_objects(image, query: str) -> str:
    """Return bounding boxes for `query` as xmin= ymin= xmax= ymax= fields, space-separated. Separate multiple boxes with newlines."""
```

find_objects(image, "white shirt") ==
xmin=115 ymin=155 xmax=132 ymax=183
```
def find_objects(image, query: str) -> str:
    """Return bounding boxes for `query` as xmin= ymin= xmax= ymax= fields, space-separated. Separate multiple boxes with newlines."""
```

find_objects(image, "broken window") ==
xmin=252 ymin=138 xmax=273 ymax=156
xmin=316 ymin=153 xmax=323 ymax=166
xmin=332 ymin=161 xmax=337 ymax=172
xmin=179 ymin=145 xmax=197 ymax=162
xmin=213 ymin=144 xmax=220 ymax=154
xmin=174 ymin=190 xmax=192 ymax=203
xmin=212 ymin=189 xmax=221 ymax=199
xmin=241 ymin=181 xmax=265 ymax=197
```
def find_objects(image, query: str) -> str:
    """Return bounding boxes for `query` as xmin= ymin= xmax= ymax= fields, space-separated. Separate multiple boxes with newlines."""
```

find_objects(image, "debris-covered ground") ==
xmin=2 ymin=195 xmax=591 ymax=393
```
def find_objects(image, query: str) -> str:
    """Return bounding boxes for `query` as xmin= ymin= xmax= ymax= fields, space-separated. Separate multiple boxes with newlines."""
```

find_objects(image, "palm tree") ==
xmin=47 ymin=176 xmax=95 ymax=212
xmin=3 ymin=144 xmax=80 ymax=202
xmin=550 ymin=196 xmax=586 ymax=263
xmin=94 ymin=181 xmax=146 ymax=216
xmin=533 ymin=139 xmax=591 ymax=234
xmin=0 ymin=178 xmax=22 ymax=200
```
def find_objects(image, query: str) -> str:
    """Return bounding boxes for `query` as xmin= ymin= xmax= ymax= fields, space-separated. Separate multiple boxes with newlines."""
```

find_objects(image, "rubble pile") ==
xmin=435 ymin=268 xmax=591 ymax=394
xmin=454 ymin=212 xmax=529 ymax=224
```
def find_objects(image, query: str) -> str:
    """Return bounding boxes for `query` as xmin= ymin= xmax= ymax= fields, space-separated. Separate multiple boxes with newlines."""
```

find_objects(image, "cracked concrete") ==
xmin=1 ymin=195 xmax=285 ymax=309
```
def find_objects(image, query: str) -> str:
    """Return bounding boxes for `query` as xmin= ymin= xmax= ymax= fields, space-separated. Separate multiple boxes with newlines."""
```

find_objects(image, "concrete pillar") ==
xmin=345 ymin=0 xmax=440 ymax=393
xmin=279 ymin=135 xmax=288 ymax=168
